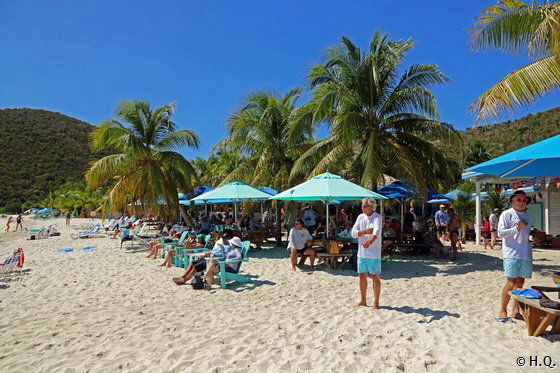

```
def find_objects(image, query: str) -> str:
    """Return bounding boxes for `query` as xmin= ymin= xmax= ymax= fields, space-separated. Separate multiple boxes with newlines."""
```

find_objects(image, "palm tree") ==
xmin=291 ymin=31 xmax=459 ymax=191
xmin=470 ymin=1 xmax=560 ymax=122
xmin=216 ymin=89 xmax=313 ymax=243
xmin=86 ymin=100 xmax=199 ymax=220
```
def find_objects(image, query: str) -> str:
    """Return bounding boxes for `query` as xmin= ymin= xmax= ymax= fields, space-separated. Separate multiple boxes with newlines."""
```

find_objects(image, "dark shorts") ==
xmin=437 ymin=226 xmax=446 ymax=234
xmin=193 ymin=259 xmax=207 ymax=272
xmin=449 ymin=230 xmax=459 ymax=237
xmin=484 ymin=233 xmax=491 ymax=239
xmin=491 ymin=228 xmax=497 ymax=233
xmin=224 ymin=266 xmax=237 ymax=274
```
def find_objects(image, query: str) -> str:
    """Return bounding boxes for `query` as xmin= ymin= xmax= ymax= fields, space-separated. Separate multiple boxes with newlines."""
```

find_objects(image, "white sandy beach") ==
xmin=1 ymin=217 xmax=559 ymax=373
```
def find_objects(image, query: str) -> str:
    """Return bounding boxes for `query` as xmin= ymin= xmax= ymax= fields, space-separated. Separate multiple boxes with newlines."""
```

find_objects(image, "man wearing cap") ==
xmin=434 ymin=205 xmax=448 ymax=241
xmin=351 ymin=197 xmax=382 ymax=309
xmin=497 ymin=190 xmax=533 ymax=321
xmin=204 ymin=236 xmax=244 ymax=289
xmin=489 ymin=208 xmax=500 ymax=249
xmin=172 ymin=233 xmax=233 ymax=285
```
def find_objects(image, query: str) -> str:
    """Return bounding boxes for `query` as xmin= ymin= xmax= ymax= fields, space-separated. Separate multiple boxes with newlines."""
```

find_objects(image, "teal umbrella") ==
xmin=190 ymin=181 xmax=273 ymax=221
xmin=270 ymin=172 xmax=386 ymax=237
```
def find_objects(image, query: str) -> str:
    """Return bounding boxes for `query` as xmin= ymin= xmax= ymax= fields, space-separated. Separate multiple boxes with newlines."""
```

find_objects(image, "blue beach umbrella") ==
xmin=465 ymin=134 xmax=560 ymax=178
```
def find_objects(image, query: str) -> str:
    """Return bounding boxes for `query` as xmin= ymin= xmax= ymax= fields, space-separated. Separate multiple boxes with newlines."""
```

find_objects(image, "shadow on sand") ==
xmin=382 ymin=305 xmax=460 ymax=323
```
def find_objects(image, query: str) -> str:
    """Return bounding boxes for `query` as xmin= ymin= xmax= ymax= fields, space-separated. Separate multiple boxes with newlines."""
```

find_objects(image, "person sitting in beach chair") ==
xmin=288 ymin=219 xmax=315 ymax=271
xmin=160 ymin=233 xmax=206 ymax=267
xmin=203 ymin=236 xmax=243 ymax=289
xmin=172 ymin=233 xmax=233 ymax=285
xmin=421 ymin=220 xmax=446 ymax=258
xmin=147 ymin=230 xmax=189 ymax=259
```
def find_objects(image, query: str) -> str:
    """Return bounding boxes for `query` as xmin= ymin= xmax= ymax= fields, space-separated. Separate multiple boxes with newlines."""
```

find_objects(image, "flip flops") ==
xmin=495 ymin=317 xmax=515 ymax=323
xmin=57 ymin=248 xmax=73 ymax=253
xmin=82 ymin=246 xmax=97 ymax=252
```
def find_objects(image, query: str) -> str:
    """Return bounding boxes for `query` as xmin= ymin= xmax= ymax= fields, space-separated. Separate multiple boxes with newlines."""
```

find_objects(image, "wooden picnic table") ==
xmin=509 ymin=290 xmax=560 ymax=337
xmin=316 ymin=251 xmax=353 ymax=269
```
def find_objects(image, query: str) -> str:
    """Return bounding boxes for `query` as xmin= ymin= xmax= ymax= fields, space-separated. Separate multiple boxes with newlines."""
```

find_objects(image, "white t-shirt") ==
xmin=498 ymin=208 xmax=532 ymax=260
xmin=489 ymin=213 xmax=499 ymax=230
xmin=287 ymin=227 xmax=313 ymax=251
xmin=351 ymin=212 xmax=382 ymax=259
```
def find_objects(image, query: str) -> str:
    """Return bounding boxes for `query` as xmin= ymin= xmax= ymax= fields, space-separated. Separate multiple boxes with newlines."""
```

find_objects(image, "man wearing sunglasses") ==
xmin=497 ymin=190 xmax=533 ymax=322
xmin=351 ymin=198 xmax=382 ymax=309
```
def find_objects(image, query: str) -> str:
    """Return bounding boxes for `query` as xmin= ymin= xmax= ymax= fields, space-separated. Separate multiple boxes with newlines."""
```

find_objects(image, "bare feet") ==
xmin=372 ymin=303 xmax=380 ymax=310
xmin=172 ymin=277 xmax=186 ymax=285
xmin=498 ymin=311 xmax=508 ymax=319
xmin=291 ymin=266 xmax=298 ymax=272
xmin=355 ymin=302 xmax=367 ymax=307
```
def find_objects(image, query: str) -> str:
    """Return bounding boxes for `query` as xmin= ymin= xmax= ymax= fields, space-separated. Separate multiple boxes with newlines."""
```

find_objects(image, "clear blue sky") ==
xmin=1 ymin=0 xmax=557 ymax=159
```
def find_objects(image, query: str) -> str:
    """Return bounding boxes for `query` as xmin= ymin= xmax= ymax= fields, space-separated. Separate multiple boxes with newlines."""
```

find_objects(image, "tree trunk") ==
xmin=179 ymin=205 xmax=194 ymax=226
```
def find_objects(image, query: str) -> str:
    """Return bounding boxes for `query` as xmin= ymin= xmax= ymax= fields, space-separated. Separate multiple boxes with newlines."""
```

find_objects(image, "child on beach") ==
xmin=351 ymin=198 xmax=382 ymax=309
xmin=5 ymin=216 xmax=13 ymax=232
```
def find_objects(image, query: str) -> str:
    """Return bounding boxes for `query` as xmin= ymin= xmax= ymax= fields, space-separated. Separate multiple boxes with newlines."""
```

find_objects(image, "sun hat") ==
xmin=509 ymin=190 xmax=532 ymax=204
xmin=493 ymin=208 xmax=500 ymax=213
xmin=196 ymin=234 xmax=205 ymax=239
xmin=230 ymin=236 xmax=242 ymax=247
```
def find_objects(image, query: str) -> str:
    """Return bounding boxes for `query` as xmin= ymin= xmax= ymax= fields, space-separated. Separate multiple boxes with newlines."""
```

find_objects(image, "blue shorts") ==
xmin=357 ymin=258 xmax=381 ymax=275
xmin=503 ymin=258 xmax=532 ymax=279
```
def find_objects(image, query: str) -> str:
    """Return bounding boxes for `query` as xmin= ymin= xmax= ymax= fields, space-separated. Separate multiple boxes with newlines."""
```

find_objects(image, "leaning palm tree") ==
xmin=86 ymin=100 xmax=199 ymax=220
xmin=470 ymin=1 xmax=560 ymax=122
xmin=292 ymin=31 xmax=459 ymax=190
xmin=216 ymin=89 xmax=313 ymax=243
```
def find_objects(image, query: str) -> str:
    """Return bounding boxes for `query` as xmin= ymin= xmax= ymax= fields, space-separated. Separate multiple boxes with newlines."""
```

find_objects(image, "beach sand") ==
xmin=1 ymin=218 xmax=559 ymax=372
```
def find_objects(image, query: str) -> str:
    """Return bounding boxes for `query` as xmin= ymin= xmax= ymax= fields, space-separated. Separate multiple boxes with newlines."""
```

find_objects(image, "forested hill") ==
xmin=462 ymin=107 xmax=560 ymax=155
xmin=0 ymin=108 xmax=101 ymax=209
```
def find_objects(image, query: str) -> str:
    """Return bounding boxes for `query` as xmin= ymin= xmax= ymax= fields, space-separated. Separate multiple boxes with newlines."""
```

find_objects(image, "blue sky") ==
xmin=1 ymin=0 xmax=558 ymax=159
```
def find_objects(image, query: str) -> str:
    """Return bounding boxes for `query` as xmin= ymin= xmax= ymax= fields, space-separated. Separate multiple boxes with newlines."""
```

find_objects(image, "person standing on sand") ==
xmin=497 ymin=190 xmax=533 ymax=322
xmin=5 ymin=216 xmax=13 ymax=232
xmin=66 ymin=211 xmax=72 ymax=226
xmin=489 ymin=208 xmax=500 ymax=248
xmin=351 ymin=198 xmax=382 ymax=309
xmin=15 ymin=214 xmax=23 ymax=231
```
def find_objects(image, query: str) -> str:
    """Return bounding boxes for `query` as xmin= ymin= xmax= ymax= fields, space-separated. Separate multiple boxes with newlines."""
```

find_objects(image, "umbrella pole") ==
xmin=234 ymin=202 xmax=238 ymax=223
xmin=325 ymin=201 xmax=329 ymax=239
xmin=205 ymin=202 xmax=208 ymax=217
xmin=401 ymin=200 xmax=404 ymax=233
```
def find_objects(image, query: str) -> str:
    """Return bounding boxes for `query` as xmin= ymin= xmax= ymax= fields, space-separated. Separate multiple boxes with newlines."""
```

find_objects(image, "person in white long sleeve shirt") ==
xmin=351 ymin=198 xmax=382 ymax=309
xmin=497 ymin=190 xmax=533 ymax=321
xmin=287 ymin=218 xmax=315 ymax=271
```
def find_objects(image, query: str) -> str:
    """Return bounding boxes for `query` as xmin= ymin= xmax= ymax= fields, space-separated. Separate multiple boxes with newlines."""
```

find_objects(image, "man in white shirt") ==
xmin=351 ymin=197 xmax=382 ymax=309
xmin=497 ymin=191 xmax=533 ymax=321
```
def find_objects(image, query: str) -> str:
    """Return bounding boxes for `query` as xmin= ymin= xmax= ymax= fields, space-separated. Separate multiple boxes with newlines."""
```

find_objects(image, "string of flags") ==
xmin=478 ymin=178 xmax=560 ymax=203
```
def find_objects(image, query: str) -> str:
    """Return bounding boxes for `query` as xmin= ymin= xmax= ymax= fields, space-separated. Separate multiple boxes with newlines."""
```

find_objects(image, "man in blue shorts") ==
xmin=497 ymin=190 xmax=532 ymax=321
xmin=351 ymin=197 xmax=382 ymax=309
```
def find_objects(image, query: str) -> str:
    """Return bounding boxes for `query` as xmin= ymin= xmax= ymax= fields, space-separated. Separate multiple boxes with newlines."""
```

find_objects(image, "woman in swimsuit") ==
xmin=447 ymin=208 xmax=461 ymax=260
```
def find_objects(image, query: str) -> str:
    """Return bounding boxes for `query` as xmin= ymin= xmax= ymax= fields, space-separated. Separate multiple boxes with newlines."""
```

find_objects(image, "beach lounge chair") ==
xmin=210 ymin=240 xmax=251 ymax=289
xmin=509 ymin=286 xmax=560 ymax=337
xmin=0 ymin=248 xmax=25 ymax=280
xmin=164 ymin=231 xmax=189 ymax=267
xmin=71 ymin=224 xmax=101 ymax=239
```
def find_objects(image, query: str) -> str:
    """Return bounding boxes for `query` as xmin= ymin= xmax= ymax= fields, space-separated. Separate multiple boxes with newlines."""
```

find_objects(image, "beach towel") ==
xmin=57 ymin=248 xmax=73 ymax=253
xmin=512 ymin=288 xmax=542 ymax=299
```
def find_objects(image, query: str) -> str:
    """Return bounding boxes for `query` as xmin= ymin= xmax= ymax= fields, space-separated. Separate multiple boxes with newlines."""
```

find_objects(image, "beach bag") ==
xmin=191 ymin=275 xmax=206 ymax=290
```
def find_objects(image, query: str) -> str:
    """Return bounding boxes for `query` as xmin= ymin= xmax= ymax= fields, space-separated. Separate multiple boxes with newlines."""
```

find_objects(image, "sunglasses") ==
xmin=513 ymin=197 xmax=528 ymax=203
xmin=361 ymin=205 xmax=373 ymax=208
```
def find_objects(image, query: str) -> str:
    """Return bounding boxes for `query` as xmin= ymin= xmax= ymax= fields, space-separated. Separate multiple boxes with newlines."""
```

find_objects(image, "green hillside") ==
xmin=462 ymin=107 xmax=560 ymax=156
xmin=0 ymin=109 xmax=103 ymax=210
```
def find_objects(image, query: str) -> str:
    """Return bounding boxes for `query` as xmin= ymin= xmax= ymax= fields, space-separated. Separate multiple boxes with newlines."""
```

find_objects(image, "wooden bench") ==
xmin=510 ymin=289 xmax=560 ymax=337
